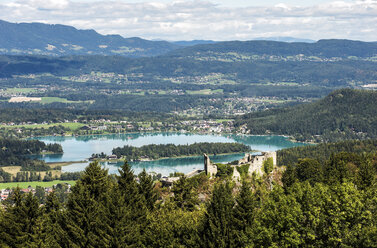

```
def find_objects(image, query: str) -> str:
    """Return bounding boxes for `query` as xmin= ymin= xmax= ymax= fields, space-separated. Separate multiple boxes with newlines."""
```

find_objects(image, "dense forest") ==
xmin=0 ymin=138 xmax=62 ymax=170
xmin=278 ymin=139 xmax=377 ymax=166
xmin=237 ymin=89 xmax=377 ymax=141
xmin=112 ymin=142 xmax=250 ymax=160
xmin=2 ymin=147 xmax=377 ymax=247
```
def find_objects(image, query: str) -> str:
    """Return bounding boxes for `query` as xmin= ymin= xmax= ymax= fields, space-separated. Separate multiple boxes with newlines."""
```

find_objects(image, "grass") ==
xmin=0 ymin=180 xmax=76 ymax=189
xmin=40 ymin=97 xmax=72 ymax=104
xmin=2 ymin=166 xmax=21 ymax=176
xmin=3 ymin=88 xmax=37 ymax=94
xmin=215 ymin=119 xmax=234 ymax=123
xmin=1 ymin=166 xmax=61 ymax=178
xmin=1 ymin=122 xmax=85 ymax=130
xmin=186 ymin=89 xmax=223 ymax=95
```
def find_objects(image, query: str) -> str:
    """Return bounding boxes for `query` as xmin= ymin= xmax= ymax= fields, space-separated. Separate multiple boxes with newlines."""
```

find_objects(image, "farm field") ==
xmin=0 ymin=180 xmax=76 ymax=189
xmin=1 ymin=122 xmax=85 ymax=130
xmin=1 ymin=166 xmax=61 ymax=178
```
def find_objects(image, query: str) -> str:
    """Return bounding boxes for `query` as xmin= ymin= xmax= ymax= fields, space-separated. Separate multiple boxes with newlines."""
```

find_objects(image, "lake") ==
xmin=31 ymin=132 xmax=307 ymax=176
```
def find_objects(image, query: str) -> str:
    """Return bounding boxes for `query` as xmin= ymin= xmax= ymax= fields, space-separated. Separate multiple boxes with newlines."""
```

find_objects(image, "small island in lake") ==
xmin=112 ymin=142 xmax=251 ymax=161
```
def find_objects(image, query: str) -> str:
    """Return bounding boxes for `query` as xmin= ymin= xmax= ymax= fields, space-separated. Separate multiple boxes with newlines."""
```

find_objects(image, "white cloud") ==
xmin=0 ymin=0 xmax=376 ymax=41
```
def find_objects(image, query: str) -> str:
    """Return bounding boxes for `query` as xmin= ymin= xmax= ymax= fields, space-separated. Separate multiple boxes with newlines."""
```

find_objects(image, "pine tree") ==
xmin=40 ymin=191 xmax=70 ymax=248
xmin=115 ymin=161 xmax=147 ymax=246
xmin=0 ymin=189 xmax=43 ymax=247
xmin=233 ymin=181 xmax=257 ymax=247
xmin=65 ymin=161 xmax=111 ymax=247
xmin=172 ymin=176 xmax=198 ymax=211
xmin=102 ymin=186 xmax=134 ymax=248
xmin=201 ymin=181 xmax=235 ymax=248
xmin=116 ymin=161 xmax=139 ymax=202
xmin=138 ymin=169 xmax=157 ymax=211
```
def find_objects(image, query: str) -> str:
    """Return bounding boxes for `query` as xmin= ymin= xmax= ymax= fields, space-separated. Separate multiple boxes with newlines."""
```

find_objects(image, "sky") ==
xmin=0 ymin=0 xmax=376 ymax=41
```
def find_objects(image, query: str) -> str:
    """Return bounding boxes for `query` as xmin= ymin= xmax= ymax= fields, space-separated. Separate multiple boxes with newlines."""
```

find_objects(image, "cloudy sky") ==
xmin=0 ymin=0 xmax=376 ymax=41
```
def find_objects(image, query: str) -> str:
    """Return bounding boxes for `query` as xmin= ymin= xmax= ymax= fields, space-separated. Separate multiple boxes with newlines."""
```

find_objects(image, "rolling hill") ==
xmin=237 ymin=89 xmax=377 ymax=142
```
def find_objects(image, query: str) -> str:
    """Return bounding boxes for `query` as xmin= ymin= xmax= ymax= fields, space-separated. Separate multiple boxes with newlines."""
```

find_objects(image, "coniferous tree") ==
xmin=116 ymin=161 xmax=147 ymax=246
xmin=116 ymin=161 xmax=139 ymax=205
xmin=65 ymin=161 xmax=111 ymax=247
xmin=233 ymin=181 xmax=257 ymax=247
xmin=357 ymin=155 xmax=375 ymax=190
xmin=0 ymin=189 xmax=43 ymax=247
xmin=102 ymin=186 xmax=133 ymax=248
xmin=40 ymin=191 xmax=69 ymax=248
xmin=201 ymin=181 xmax=235 ymax=248
xmin=172 ymin=176 xmax=198 ymax=211
xmin=138 ymin=169 xmax=157 ymax=211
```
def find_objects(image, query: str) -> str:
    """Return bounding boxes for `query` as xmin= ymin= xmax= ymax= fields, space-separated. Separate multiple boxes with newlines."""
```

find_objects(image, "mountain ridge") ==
xmin=168 ymin=39 xmax=377 ymax=58
xmin=0 ymin=20 xmax=180 ymax=57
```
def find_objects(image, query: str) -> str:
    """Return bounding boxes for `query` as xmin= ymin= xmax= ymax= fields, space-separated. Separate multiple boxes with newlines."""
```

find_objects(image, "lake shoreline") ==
xmin=31 ymin=133 xmax=308 ymax=176
xmin=102 ymin=150 xmax=256 ymax=163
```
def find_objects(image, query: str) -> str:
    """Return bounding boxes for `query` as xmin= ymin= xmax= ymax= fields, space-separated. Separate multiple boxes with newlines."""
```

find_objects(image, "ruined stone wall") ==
xmin=204 ymin=151 xmax=277 ymax=180
xmin=204 ymin=153 xmax=217 ymax=177
xmin=248 ymin=151 xmax=277 ymax=175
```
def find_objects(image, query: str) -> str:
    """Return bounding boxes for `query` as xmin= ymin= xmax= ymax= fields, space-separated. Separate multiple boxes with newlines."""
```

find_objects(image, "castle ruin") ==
xmin=204 ymin=153 xmax=217 ymax=177
xmin=204 ymin=151 xmax=277 ymax=181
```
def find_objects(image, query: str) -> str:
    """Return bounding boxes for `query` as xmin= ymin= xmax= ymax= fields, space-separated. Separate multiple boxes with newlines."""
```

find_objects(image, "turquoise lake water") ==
xmin=31 ymin=132 xmax=307 ymax=176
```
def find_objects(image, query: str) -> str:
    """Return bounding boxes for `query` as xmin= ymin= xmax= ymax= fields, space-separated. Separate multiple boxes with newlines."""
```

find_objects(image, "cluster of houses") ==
xmin=181 ymin=120 xmax=234 ymax=133
xmin=0 ymin=183 xmax=72 ymax=202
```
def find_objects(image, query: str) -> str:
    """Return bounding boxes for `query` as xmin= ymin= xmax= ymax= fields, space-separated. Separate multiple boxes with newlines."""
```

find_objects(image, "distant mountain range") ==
xmin=172 ymin=40 xmax=217 ymax=46
xmin=0 ymin=20 xmax=180 ymax=57
xmin=1 ymin=20 xmax=371 ymax=58
xmin=253 ymin=37 xmax=316 ymax=43
xmin=168 ymin=39 xmax=377 ymax=58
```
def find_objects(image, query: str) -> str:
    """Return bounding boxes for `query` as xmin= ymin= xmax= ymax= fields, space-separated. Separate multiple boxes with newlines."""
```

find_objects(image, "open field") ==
xmin=0 ymin=180 xmax=76 ymax=189
xmin=9 ymin=97 xmax=41 ymax=102
xmin=186 ymin=89 xmax=224 ymax=95
xmin=2 ymin=88 xmax=37 ymax=94
xmin=40 ymin=97 xmax=76 ymax=104
xmin=2 ymin=166 xmax=22 ymax=176
xmin=1 ymin=166 xmax=61 ymax=178
xmin=215 ymin=119 xmax=234 ymax=123
xmin=1 ymin=122 xmax=85 ymax=130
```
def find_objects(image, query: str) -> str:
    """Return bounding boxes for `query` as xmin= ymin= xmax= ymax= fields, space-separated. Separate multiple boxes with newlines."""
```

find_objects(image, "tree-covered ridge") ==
xmin=0 ymin=138 xmax=62 ymax=168
xmin=238 ymin=89 xmax=377 ymax=142
xmin=169 ymin=39 xmax=377 ymax=58
xmin=112 ymin=142 xmax=250 ymax=160
xmin=2 ymin=150 xmax=377 ymax=247
xmin=0 ymin=20 xmax=180 ymax=57
xmin=278 ymin=139 xmax=377 ymax=166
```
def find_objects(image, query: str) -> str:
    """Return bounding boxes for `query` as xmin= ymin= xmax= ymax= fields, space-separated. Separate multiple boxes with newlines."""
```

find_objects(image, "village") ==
xmin=0 ymin=118 xmax=246 ymax=138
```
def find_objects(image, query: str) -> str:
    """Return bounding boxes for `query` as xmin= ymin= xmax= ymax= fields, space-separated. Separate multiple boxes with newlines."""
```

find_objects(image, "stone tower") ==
xmin=204 ymin=153 xmax=217 ymax=177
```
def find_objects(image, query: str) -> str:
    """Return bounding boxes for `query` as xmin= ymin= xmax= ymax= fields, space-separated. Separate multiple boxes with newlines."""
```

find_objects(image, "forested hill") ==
xmin=0 ymin=20 xmax=179 ymax=57
xmin=169 ymin=39 xmax=377 ymax=58
xmin=237 ymin=89 xmax=377 ymax=142
xmin=112 ymin=142 xmax=250 ymax=160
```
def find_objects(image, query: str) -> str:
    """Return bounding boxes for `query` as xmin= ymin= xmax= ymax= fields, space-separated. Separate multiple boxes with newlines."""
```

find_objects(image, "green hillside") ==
xmin=237 ymin=89 xmax=377 ymax=142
